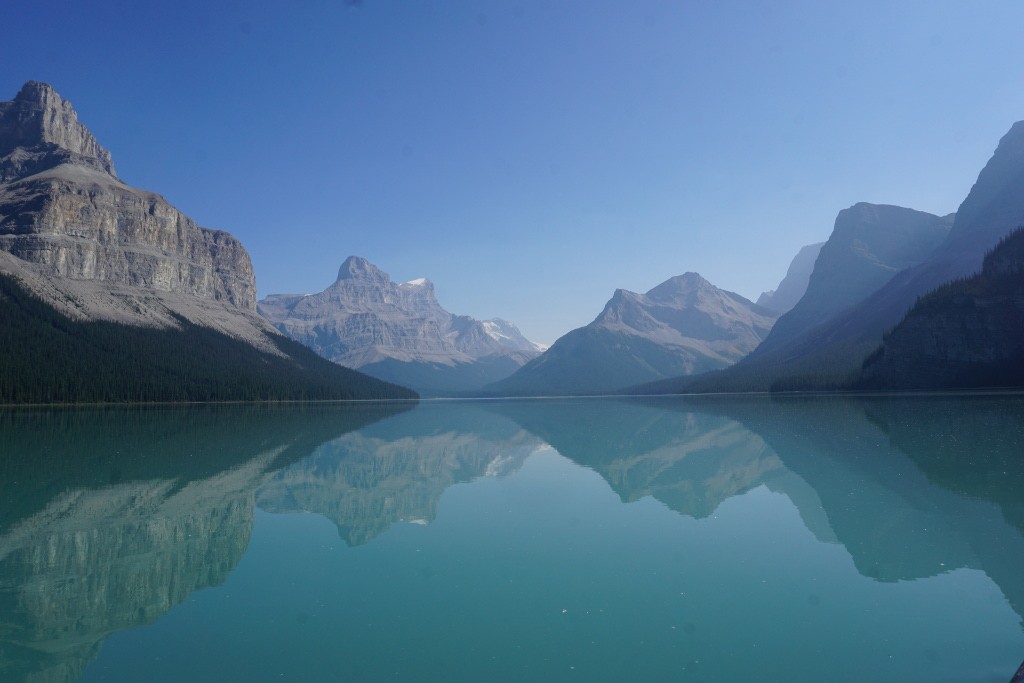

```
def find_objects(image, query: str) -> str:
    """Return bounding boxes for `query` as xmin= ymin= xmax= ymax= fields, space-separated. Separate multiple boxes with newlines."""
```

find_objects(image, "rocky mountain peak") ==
xmin=260 ymin=258 xmax=544 ymax=394
xmin=0 ymin=81 xmax=259 ymax=319
xmin=336 ymin=255 xmax=390 ymax=284
xmin=646 ymin=272 xmax=713 ymax=302
xmin=0 ymin=80 xmax=115 ymax=181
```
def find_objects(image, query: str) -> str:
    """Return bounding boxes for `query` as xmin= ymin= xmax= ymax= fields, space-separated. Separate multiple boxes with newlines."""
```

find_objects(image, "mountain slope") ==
xmin=259 ymin=256 xmax=541 ymax=395
xmin=740 ymin=121 xmax=1024 ymax=388
xmin=858 ymin=227 xmax=1024 ymax=389
xmin=486 ymin=272 xmax=778 ymax=395
xmin=756 ymin=241 xmax=825 ymax=314
xmin=0 ymin=81 xmax=414 ymax=402
xmin=750 ymin=203 xmax=953 ymax=360
xmin=630 ymin=200 xmax=967 ymax=393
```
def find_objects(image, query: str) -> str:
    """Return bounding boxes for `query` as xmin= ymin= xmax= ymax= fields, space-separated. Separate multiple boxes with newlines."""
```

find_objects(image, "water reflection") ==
xmin=256 ymin=403 xmax=541 ymax=545
xmin=1 ymin=396 xmax=1023 ymax=682
xmin=0 ymin=404 xmax=407 ymax=683
xmin=489 ymin=395 xmax=1024 ymax=625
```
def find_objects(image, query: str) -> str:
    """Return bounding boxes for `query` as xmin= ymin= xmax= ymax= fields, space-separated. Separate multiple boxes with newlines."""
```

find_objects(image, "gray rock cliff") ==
xmin=0 ymin=81 xmax=275 ymax=349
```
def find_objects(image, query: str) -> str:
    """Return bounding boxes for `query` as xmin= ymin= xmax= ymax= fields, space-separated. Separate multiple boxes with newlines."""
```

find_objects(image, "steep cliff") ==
xmin=0 ymin=81 xmax=256 ymax=319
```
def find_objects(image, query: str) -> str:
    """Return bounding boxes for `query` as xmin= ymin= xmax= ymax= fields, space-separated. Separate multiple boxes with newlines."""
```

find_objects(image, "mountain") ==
xmin=0 ymin=81 xmax=415 ymax=402
xmin=756 ymin=241 xmax=825 ymax=314
xmin=258 ymin=256 xmax=542 ymax=395
xmin=481 ymin=318 xmax=547 ymax=353
xmin=484 ymin=272 xmax=778 ymax=395
xmin=631 ymin=202 xmax=957 ymax=393
xmin=859 ymin=227 xmax=1024 ymax=389
xmin=750 ymin=203 xmax=953 ymax=360
xmin=729 ymin=121 xmax=1024 ymax=391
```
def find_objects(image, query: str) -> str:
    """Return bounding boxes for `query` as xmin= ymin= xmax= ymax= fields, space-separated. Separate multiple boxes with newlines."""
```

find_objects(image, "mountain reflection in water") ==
xmin=0 ymin=396 xmax=1022 ymax=682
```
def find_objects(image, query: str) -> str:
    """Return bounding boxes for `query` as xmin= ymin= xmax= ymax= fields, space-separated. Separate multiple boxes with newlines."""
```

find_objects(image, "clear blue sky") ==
xmin=6 ymin=1 xmax=1024 ymax=344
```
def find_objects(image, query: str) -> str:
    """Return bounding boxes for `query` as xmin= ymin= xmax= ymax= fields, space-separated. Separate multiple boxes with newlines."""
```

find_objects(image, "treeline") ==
xmin=0 ymin=274 xmax=417 ymax=404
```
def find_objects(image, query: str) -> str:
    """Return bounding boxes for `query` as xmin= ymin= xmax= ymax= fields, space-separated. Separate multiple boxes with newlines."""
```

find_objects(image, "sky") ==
xmin=5 ymin=1 xmax=1024 ymax=344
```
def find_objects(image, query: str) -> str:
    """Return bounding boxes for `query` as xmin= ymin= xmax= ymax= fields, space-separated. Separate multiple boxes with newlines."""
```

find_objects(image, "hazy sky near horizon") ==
xmin=6 ymin=1 xmax=1024 ymax=344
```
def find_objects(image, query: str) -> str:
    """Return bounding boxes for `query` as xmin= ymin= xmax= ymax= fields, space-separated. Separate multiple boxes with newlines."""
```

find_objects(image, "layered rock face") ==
xmin=0 ymin=81 xmax=267 ymax=344
xmin=487 ymin=272 xmax=779 ymax=395
xmin=259 ymin=256 xmax=543 ymax=394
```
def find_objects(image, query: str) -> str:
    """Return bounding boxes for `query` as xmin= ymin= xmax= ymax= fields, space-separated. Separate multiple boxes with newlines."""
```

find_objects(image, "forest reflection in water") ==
xmin=0 ymin=395 xmax=1022 ymax=682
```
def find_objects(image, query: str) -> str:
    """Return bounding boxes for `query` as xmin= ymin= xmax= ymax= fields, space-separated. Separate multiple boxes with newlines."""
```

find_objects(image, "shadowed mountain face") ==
xmin=0 ymin=404 xmax=407 ymax=683
xmin=259 ymin=257 xmax=541 ymax=396
xmin=756 ymin=241 xmax=825 ymax=314
xmin=633 ymin=204 xmax=953 ymax=394
xmin=637 ymin=120 xmax=1024 ymax=394
xmin=752 ymin=123 xmax=1024 ymax=390
xmin=860 ymin=227 xmax=1024 ymax=389
xmin=486 ymin=273 xmax=778 ymax=396
xmin=749 ymin=203 xmax=952 ymax=361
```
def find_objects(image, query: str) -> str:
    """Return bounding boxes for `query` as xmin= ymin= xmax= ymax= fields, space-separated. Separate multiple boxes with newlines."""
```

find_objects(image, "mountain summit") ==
xmin=0 ymin=80 xmax=115 ymax=181
xmin=485 ymin=272 xmax=778 ymax=395
xmin=259 ymin=258 xmax=543 ymax=395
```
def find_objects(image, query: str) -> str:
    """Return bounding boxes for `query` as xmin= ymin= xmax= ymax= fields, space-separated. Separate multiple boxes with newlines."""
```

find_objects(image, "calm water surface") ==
xmin=1 ymin=396 xmax=1022 ymax=682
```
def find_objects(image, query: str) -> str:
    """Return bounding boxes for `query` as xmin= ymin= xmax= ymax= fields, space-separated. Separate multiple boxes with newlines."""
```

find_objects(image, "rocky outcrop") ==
xmin=259 ymin=256 xmax=542 ymax=394
xmin=0 ymin=82 xmax=256 ymax=312
xmin=487 ymin=272 xmax=779 ymax=395
xmin=0 ymin=81 xmax=115 ymax=182
xmin=756 ymin=241 xmax=824 ymax=314
xmin=0 ymin=81 xmax=291 ymax=356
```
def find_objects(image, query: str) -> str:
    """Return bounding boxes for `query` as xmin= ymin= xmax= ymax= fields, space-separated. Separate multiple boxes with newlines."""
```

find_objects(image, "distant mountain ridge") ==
xmin=259 ymin=256 xmax=542 ymax=395
xmin=485 ymin=272 xmax=778 ymax=395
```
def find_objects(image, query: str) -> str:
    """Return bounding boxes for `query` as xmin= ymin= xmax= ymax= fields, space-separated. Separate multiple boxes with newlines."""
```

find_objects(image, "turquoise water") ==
xmin=1 ymin=396 xmax=1022 ymax=682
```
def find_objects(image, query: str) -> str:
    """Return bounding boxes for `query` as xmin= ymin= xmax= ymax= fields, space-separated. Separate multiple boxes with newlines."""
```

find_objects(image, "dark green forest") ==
xmin=0 ymin=274 xmax=417 ymax=404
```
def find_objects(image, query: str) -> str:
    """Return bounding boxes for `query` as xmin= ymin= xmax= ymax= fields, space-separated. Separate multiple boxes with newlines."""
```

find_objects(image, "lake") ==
xmin=1 ymin=395 xmax=1022 ymax=682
